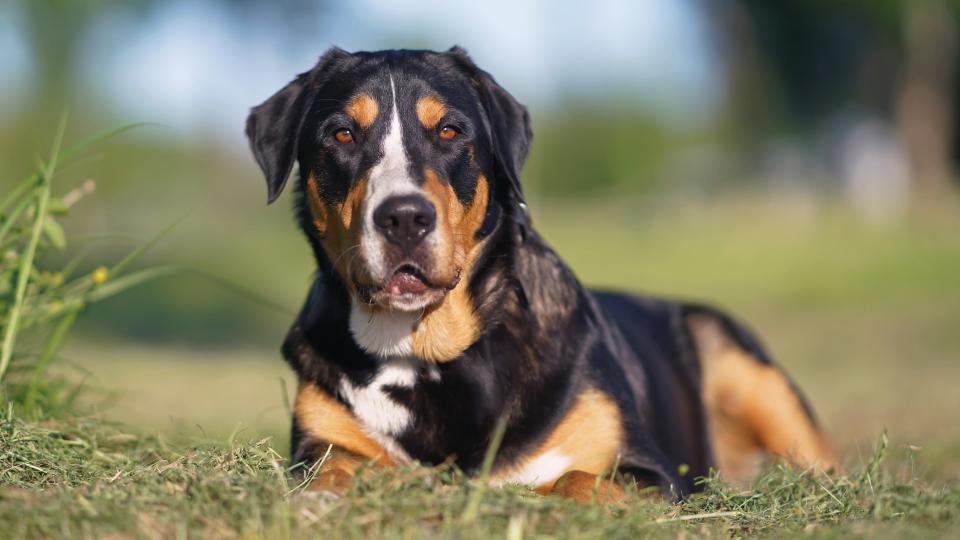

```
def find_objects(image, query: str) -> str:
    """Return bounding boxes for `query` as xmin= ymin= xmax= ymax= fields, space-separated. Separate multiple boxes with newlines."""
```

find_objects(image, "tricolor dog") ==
xmin=245 ymin=47 xmax=838 ymax=502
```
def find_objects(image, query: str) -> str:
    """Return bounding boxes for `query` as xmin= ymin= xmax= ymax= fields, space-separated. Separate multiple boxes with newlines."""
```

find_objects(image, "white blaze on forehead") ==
xmin=350 ymin=74 xmax=448 ymax=355
xmin=361 ymin=75 xmax=418 ymax=281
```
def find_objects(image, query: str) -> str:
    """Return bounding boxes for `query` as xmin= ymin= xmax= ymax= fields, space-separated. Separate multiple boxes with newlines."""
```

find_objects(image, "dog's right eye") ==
xmin=333 ymin=128 xmax=354 ymax=145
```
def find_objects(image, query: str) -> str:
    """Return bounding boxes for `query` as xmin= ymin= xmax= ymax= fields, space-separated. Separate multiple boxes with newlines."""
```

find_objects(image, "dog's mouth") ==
xmin=385 ymin=264 xmax=432 ymax=296
xmin=356 ymin=263 xmax=460 ymax=312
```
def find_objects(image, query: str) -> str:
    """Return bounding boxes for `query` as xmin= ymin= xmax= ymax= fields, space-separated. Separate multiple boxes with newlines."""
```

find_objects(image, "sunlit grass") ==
xmin=1 ymin=412 xmax=957 ymax=539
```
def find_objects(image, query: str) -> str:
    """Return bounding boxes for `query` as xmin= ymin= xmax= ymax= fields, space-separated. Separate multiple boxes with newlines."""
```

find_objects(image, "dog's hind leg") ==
xmin=685 ymin=311 xmax=839 ymax=484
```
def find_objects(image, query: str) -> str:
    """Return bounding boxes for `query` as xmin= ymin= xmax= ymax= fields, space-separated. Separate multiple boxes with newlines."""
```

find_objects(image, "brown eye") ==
xmin=438 ymin=125 xmax=459 ymax=141
xmin=334 ymin=128 xmax=354 ymax=144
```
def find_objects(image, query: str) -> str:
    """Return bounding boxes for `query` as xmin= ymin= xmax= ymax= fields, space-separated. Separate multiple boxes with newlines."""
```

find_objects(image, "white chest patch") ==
xmin=496 ymin=449 xmax=573 ymax=487
xmin=349 ymin=302 xmax=419 ymax=357
xmin=339 ymin=360 xmax=416 ymax=438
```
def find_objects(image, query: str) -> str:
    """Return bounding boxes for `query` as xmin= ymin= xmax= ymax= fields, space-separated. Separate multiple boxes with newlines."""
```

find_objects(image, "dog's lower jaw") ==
xmin=348 ymin=282 xmax=482 ymax=363
xmin=348 ymin=301 xmax=418 ymax=358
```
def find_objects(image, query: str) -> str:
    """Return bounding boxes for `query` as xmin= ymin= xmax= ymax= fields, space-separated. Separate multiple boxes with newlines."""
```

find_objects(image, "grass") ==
xmin=1 ymin=411 xmax=957 ymax=539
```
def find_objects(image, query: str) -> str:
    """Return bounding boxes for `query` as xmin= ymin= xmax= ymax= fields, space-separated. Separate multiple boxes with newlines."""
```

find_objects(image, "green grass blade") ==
xmin=183 ymin=269 xmax=295 ymax=315
xmin=23 ymin=306 xmax=82 ymax=413
xmin=0 ymin=192 xmax=34 ymax=248
xmin=59 ymin=247 xmax=91 ymax=280
xmin=0 ymin=114 xmax=67 ymax=382
xmin=86 ymin=265 xmax=180 ymax=303
xmin=461 ymin=414 xmax=509 ymax=524
xmin=1 ymin=188 xmax=53 ymax=381
xmin=108 ymin=217 xmax=182 ymax=278
xmin=0 ymin=173 xmax=39 ymax=217
xmin=1 ymin=122 xmax=148 ymax=221
xmin=58 ymin=122 xmax=155 ymax=162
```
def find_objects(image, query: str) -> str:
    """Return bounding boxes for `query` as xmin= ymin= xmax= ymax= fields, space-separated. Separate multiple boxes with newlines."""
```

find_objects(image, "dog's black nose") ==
xmin=373 ymin=195 xmax=437 ymax=251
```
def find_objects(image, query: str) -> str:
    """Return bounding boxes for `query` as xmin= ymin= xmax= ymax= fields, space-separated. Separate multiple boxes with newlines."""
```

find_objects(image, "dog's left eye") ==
xmin=333 ymin=128 xmax=354 ymax=144
xmin=438 ymin=125 xmax=459 ymax=141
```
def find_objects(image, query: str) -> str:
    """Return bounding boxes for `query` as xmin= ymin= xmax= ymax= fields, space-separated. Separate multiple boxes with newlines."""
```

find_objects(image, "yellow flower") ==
xmin=92 ymin=266 xmax=109 ymax=285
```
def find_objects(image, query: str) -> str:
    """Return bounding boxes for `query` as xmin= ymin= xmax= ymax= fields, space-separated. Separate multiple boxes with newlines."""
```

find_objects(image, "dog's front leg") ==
xmin=299 ymin=449 xmax=390 ymax=496
xmin=292 ymin=382 xmax=396 ymax=495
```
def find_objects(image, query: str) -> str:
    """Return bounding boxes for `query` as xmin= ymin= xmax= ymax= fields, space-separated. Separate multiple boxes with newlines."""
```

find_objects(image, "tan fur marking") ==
xmin=306 ymin=175 xmax=369 ymax=288
xmin=545 ymin=470 xmax=625 ymax=504
xmin=305 ymin=177 xmax=330 ymax=237
xmin=416 ymin=96 xmax=447 ymax=129
xmin=687 ymin=315 xmax=838 ymax=484
xmin=496 ymin=389 xmax=624 ymax=492
xmin=410 ymin=171 xmax=490 ymax=362
xmin=294 ymin=382 xmax=396 ymax=466
xmin=458 ymin=175 xmax=490 ymax=251
xmin=346 ymin=94 xmax=379 ymax=129
xmin=411 ymin=283 xmax=480 ymax=362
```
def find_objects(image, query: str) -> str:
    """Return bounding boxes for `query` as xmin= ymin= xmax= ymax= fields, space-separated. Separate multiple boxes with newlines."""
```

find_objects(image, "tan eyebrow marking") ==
xmin=346 ymin=94 xmax=379 ymax=129
xmin=416 ymin=96 xmax=447 ymax=129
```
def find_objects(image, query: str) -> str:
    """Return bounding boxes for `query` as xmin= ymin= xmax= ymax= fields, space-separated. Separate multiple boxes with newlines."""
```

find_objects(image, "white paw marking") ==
xmin=496 ymin=449 xmax=573 ymax=487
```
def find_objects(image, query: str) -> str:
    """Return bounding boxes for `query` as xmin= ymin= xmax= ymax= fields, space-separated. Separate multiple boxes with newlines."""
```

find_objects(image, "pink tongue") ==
xmin=387 ymin=271 xmax=429 ymax=295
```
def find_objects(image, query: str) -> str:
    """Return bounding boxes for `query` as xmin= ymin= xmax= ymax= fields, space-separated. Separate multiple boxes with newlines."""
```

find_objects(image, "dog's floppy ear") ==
xmin=447 ymin=46 xmax=532 ymax=211
xmin=245 ymin=47 xmax=349 ymax=203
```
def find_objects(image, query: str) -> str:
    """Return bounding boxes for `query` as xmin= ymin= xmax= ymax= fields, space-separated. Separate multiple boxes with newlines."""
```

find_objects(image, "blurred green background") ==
xmin=1 ymin=0 xmax=958 ymax=477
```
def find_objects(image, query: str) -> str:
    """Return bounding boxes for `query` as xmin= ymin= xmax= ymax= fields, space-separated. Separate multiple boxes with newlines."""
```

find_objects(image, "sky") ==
xmin=1 ymin=0 xmax=722 ymax=144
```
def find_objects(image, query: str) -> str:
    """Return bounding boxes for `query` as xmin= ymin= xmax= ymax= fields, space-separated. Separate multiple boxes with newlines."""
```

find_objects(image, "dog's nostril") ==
xmin=414 ymin=214 xmax=432 ymax=227
xmin=373 ymin=195 xmax=437 ymax=250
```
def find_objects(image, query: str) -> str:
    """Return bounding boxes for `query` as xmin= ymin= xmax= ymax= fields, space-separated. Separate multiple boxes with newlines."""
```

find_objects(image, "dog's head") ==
xmin=247 ymin=47 xmax=531 ymax=358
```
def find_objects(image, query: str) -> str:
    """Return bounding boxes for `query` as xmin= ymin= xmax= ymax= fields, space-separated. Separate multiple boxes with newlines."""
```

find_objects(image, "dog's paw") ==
xmin=549 ymin=470 xmax=625 ymax=504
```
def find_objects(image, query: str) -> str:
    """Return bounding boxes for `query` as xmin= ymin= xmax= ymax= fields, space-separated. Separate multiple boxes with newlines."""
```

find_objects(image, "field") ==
xmin=4 ymin=197 xmax=960 ymax=538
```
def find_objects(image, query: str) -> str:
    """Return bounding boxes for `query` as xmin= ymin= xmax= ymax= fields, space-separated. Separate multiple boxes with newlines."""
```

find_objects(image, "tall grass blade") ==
xmin=0 ymin=192 xmax=34 ymax=248
xmin=108 ymin=217 xmax=182 ymax=277
xmin=184 ymin=269 xmax=294 ymax=315
xmin=86 ymin=265 xmax=180 ymax=302
xmin=23 ymin=307 xmax=82 ymax=412
xmin=0 ymin=114 xmax=67 ymax=382
xmin=59 ymin=122 xmax=155 ymax=162
xmin=461 ymin=414 xmax=509 ymax=524
xmin=0 ymin=174 xmax=38 ymax=219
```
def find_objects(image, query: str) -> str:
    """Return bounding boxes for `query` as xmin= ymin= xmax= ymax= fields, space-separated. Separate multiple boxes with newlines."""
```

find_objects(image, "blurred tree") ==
xmin=707 ymin=0 xmax=959 ymax=203
xmin=896 ymin=1 xmax=958 ymax=202
xmin=17 ymin=1 xmax=151 ymax=111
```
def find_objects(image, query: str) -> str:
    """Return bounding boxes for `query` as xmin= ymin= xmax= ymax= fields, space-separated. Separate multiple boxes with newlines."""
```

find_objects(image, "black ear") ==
xmin=245 ymin=47 xmax=348 ymax=203
xmin=447 ymin=46 xmax=532 ymax=211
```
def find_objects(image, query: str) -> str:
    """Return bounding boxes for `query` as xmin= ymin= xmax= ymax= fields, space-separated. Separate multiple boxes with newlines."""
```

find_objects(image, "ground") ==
xmin=1 ymin=413 xmax=958 ymax=539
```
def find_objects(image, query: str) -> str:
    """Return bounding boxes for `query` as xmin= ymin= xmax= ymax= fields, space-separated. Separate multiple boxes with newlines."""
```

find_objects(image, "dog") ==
xmin=245 ymin=47 xmax=838 ymax=502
